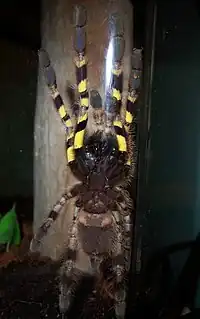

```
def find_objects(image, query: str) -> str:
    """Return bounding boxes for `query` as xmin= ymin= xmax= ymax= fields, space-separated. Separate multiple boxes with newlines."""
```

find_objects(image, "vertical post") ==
xmin=34 ymin=0 xmax=133 ymax=260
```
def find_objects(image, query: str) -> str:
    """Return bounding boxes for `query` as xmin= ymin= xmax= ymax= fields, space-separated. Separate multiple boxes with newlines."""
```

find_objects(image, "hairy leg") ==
xmin=112 ymin=211 xmax=127 ymax=319
xmin=59 ymin=208 xmax=80 ymax=316
xmin=59 ymin=258 xmax=83 ymax=316
xmin=30 ymin=185 xmax=82 ymax=252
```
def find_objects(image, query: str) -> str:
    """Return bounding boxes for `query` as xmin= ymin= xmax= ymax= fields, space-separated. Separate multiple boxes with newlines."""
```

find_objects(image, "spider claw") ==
xmin=73 ymin=4 xmax=87 ymax=27
xmin=109 ymin=13 xmax=124 ymax=37
xmin=29 ymin=237 xmax=41 ymax=252
xmin=113 ymin=36 xmax=125 ymax=63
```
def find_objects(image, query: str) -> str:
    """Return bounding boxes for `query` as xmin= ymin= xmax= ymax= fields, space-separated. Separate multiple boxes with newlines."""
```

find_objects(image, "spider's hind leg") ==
xmin=59 ymin=208 xmax=81 ymax=316
xmin=112 ymin=212 xmax=127 ymax=319
xmin=59 ymin=256 xmax=83 ymax=316
xmin=98 ymin=212 xmax=127 ymax=319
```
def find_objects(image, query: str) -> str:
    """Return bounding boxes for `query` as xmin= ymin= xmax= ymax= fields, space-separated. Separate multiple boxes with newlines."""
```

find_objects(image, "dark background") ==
xmin=0 ymin=1 xmax=41 ymax=215
xmin=0 ymin=1 xmax=41 ymax=51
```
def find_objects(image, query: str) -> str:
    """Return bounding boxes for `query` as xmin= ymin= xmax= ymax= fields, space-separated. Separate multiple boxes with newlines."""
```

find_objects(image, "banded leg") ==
xmin=104 ymin=14 xmax=128 ymax=167
xmin=73 ymin=5 xmax=89 ymax=152
xmin=38 ymin=49 xmax=75 ymax=164
xmin=105 ymin=13 xmax=125 ymax=127
xmin=116 ymin=192 xmax=133 ymax=270
xmin=39 ymin=49 xmax=74 ymax=133
xmin=30 ymin=184 xmax=82 ymax=252
xmin=59 ymin=208 xmax=81 ymax=316
xmin=112 ymin=211 xmax=127 ymax=319
xmin=123 ymin=48 xmax=143 ymax=167
xmin=124 ymin=48 xmax=143 ymax=133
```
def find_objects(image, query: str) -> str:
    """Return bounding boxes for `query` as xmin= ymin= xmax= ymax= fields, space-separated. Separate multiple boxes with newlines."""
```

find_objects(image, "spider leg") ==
xmin=30 ymin=184 xmax=82 ymax=252
xmin=123 ymin=212 xmax=133 ymax=268
xmin=59 ymin=208 xmax=82 ymax=316
xmin=115 ymin=191 xmax=133 ymax=270
xmin=105 ymin=13 xmax=125 ymax=125
xmin=124 ymin=48 xmax=143 ymax=133
xmin=104 ymin=13 xmax=130 ymax=172
xmin=59 ymin=265 xmax=83 ymax=317
xmin=38 ymin=49 xmax=75 ymax=165
xmin=112 ymin=211 xmax=127 ymax=319
xmin=73 ymin=5 xmax=90 ymax=152
xmin=124 ymin=48 xmax=143 ymax=167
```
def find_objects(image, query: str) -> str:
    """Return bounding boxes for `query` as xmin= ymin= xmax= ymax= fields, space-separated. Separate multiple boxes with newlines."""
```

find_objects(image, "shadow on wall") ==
xmin=0 ymin=39 xmax=38 ymax=197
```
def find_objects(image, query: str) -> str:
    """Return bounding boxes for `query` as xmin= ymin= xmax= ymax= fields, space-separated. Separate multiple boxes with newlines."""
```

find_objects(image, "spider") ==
xmin=30 ymin=5 xmax=142 ymax=319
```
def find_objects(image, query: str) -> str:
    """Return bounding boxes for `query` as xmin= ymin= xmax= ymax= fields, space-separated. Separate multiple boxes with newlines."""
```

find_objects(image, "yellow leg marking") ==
xmin=75 ymin=58 xmax=87 ymax=68
xmin=113 ymin=120 xmax=127 ymax=152
xmin=112 ymin=68 xmax=122 ymax=76
xmin=74 ymin=130 xmax=85 ymax=149
xmin=113 ymin=120 xmax=123 ymax=128
xmin=67 ymin=146 xmax=75 ymax=162
xmin=128 ymin=94 xmax=137 ymax=104
xmin=116 ymin=135 xmax=127 ymax=152
xmin=78 ymin=79 xmax=87 ymax=94
xmin=65 ymin=119 xmax=73 ymax=128
xmin=112 ymin=88 xmax=121 ymax=101
xmin=80 ymin=97 xmax=89 ymax=107
xmin=66 ymin=132 xmax=75 ymax=163
xmin=58 ymin=105 xmax=67 ymax=119
xmin=125 ymin=111 xmax=133 ymax=124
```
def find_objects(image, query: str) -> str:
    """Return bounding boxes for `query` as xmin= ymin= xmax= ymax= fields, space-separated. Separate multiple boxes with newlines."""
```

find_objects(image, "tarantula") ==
xmin=30 ymin=5 xmax=142 ymax=319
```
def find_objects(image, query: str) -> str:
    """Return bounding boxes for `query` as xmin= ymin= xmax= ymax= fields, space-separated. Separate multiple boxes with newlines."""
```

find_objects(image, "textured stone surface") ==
xmin=34 ymin=0 xmax=133 ymax=261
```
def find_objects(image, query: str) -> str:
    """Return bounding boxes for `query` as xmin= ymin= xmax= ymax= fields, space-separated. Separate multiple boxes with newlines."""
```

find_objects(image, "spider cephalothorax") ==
xmin=71 ymin=132 xmax=127 ymax=183
xmin=30 ymin=4 xmax=142 ymax=319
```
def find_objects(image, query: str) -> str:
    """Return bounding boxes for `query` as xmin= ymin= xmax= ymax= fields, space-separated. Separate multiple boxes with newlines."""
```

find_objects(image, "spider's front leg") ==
xmin=105 ymin=13 xmax=125 ymax=129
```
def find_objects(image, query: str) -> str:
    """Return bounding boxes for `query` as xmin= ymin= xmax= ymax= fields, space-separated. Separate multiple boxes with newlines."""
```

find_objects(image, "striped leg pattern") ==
xmin=73 ymin=5 xmax=89 ymax=153
xmin=30 ymin=184 xmax=82 ymax=252
xmin=124 ymin=48 xmax=143 ymax=133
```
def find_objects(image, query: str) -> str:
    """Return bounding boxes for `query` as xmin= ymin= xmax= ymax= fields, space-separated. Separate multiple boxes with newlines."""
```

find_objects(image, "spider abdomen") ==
xmin=78 ymin=222 xmax=116 ymax=255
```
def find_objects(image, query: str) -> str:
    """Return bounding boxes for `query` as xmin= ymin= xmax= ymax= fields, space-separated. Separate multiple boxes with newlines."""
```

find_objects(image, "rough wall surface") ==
xmin=34 ymin=0 xmax=133 ymax=261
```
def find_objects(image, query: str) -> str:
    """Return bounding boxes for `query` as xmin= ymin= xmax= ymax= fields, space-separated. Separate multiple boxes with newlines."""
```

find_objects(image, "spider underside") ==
xmin=30 ymin=5 xmax=142 ymax=319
